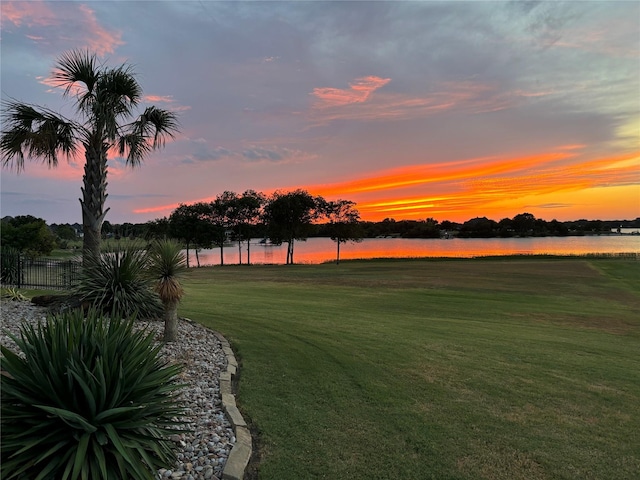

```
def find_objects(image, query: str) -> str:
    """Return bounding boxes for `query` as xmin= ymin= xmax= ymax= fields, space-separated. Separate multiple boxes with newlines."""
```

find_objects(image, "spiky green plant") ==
xmin=0 ymin=308 xmax=185 ymax=479
xmin=76 ymin=243 xmax=162 ymax=319
xmin=147 ymin=239 xmax=188 ymax=342
xmin=1 ymin=246 xmax=21 ymax=286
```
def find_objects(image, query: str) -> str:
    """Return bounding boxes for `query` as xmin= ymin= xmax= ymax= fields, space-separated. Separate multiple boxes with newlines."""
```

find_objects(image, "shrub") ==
xmin=76 ymin=243 xmax=162 ymax=319
xmin=1 ymin=246 xmax=21 ymax=286
xmin=0 ymin=308 xmax=185 ymax=480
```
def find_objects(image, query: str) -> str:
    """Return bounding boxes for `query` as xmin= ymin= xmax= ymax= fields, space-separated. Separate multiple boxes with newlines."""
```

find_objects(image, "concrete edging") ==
xmin=214 ymin=332 xmax=252 ymax=480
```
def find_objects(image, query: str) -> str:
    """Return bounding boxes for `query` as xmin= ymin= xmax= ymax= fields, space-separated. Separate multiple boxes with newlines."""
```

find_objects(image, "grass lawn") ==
xmin=180 ymin=258 xmax=640 ymax=479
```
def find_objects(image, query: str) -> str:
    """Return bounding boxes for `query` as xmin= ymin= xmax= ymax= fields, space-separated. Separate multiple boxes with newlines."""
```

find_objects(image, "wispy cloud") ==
xmin=0 ymin=1 xmax=57 ymax=28
xmin=0 ymin=1 xmax=123 ymax=55
xmin=144 ymin=94 xmax=191 ymax=112
xmin=308 ymin=79 xmax=555 ymax=126
xmin=311 ymin=76 xmax=391 ymax=108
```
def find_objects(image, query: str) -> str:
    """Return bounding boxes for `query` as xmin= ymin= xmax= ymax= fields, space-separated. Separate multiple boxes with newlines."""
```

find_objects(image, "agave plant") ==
xmin=0 ymin=308 xmax=185 ymax=479
xmin=76 ymin=242 xmax=162 ymax=319
xmin=147 ymin=239 xmax=188 ymax=342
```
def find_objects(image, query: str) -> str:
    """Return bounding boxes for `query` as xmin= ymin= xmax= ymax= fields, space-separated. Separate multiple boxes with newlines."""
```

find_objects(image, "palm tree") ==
xmin=1 ymin=50 xmax=179 ymax=260
xmin=148 ymin=238 xmax=188 ymax=342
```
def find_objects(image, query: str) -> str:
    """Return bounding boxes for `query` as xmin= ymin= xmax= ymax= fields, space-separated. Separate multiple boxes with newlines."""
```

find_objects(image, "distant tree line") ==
xmin=3 ymin=197 xmax=638 ymax=263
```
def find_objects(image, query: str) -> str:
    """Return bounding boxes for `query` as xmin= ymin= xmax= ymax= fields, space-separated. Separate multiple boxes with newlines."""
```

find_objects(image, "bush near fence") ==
xmin=0 ymin=251 xmax=81 ymax=290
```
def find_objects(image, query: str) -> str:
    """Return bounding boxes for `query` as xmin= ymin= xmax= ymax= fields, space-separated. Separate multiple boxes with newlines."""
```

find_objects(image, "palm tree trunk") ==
xmin=163 ymin=300 xmax=179 ymax=342
xmin=81 ymin=141 xmax=109 ymax=261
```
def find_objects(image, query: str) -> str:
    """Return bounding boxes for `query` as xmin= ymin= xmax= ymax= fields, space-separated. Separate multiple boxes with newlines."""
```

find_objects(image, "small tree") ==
xmin=0 ymin=215 xmax=56 ymax=257
xmin=237 ymin=190 xmax=265 ymax=265
xmin=212 ymin=191 xmax=240 ymax=265
xmin=320 ymin=199 xmax=363 ymax=264
xmin=148 ymin=239 xmax=187 ymax=342
xmin=263 ymin=189 xmax=319 ymax=264
xmin=169 ymin=203 xmax=217 ymax=267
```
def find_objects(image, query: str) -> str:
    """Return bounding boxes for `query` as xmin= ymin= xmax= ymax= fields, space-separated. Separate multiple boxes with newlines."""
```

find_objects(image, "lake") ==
xmin=189 ymin=235 xmax=639 ymax=266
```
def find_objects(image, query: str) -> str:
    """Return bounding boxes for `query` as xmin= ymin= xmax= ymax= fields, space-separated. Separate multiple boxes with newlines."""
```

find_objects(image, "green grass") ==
xmin=179 ymin=258 xmax=640 ymax=479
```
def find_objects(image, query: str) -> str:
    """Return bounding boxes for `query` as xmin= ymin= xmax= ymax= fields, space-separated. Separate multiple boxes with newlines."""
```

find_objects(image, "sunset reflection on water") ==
xmin=190 ymin=236 xmax=638 ymax=266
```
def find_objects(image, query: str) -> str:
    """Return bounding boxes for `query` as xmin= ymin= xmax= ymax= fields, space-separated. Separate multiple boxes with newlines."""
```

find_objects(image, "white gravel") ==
xmin=0 ymin=300 xmax=235 ymax=480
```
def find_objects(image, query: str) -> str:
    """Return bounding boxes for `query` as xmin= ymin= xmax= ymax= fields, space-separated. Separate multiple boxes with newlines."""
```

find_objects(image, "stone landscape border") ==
xmin=214 ymin=331 xmax=252 ymax=480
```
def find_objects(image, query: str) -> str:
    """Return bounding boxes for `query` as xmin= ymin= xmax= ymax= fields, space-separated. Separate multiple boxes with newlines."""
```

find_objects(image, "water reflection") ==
xmin=188 ymin=236 xmax=639 ymax=266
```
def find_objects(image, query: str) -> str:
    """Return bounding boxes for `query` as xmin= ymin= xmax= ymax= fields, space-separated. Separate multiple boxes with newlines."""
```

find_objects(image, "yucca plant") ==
xmin=0 ymin=308 xmax=185 ymax=480
xmin=76 ymin=243 xmax=162 ymax=319
xmin=1 ymin=246 xmax=21 ymax=286
xmin=147 ymin=239 xmax=188 ymax=342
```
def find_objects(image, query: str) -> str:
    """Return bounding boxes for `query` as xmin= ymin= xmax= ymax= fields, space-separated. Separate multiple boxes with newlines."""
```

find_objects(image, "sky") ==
xmin=1 ymin=0 xmax=639 ymax=225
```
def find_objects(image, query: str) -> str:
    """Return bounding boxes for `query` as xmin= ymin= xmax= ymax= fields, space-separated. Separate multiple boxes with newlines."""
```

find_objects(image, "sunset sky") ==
xmin=1 ymin=1 xmax=638 ymax=225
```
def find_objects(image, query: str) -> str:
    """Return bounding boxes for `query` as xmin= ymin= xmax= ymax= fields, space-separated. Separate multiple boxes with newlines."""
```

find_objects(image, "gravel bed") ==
xmin=0 ymin=300 xmax=234 ymax=480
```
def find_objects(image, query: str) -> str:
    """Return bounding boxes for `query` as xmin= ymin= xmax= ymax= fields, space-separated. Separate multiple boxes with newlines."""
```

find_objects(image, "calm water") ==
xmin=190 ymin=235 xmax=639 ymax=266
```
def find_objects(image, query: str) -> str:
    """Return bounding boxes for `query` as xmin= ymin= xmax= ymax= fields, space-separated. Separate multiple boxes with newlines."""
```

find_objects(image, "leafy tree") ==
xmin=169 ymin=203 xmax=218 ymax=267
xmin=102 ymin=220 xmax=114 ymax=238
xmin=457 ymin=217 xmax=499 ymax=238
xmin=212 ymin=191 xmax=239 ymax=265
xmin=498 ymin=217 xmax=515 ymax=237
xmin=0 ymin=215 xmax=56 ymax=257
xmin=319 ymin=199 xmax=363 ymax=264
xmin=144 ymin=217 xmax=171 ymax=240
xmin=548 ymin=219 xmax=569 ymax=236
xmin=212 ymin=190 xmax=266 ymax=265
xmin=148 ymin=239 xmax=187 ymax=342
xmin=50 ymin=223 xmax=78 ymax=241
xmin=512 ymin=213 xmax=536 ymax=236
xmin=1 ymin=50 xmax=179 ymax=261
xmin=237 ymin=190 xmax=266 ymax=265
xmin=263 ymin=189 xmax=319 ymax=264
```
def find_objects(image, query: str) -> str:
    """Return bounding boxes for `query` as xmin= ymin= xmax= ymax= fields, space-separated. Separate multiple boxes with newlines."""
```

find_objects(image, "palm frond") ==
xmin=51 ymin=49 xmax=99 ymax=97
xmin=1 ymin=101 xmax=78 ymax=171
xmin=118 ymin=106 xmax=179 ymax=165
xmin=94 ymin=66 xmax=142 ymax=139
xmin=116 ymin=133 xmax=152 ymax=168
xmin=97 ymin=65 xmax=142 ymax=110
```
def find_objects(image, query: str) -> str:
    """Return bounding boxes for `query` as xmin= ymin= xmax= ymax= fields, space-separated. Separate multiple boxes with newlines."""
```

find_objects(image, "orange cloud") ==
xmin=133 ymin=196 xmax=218 ymax=217
xmin=0 ymin=1 xmax=57 ymax=27
xmin=1 ymin=2 xmax=123 ymax=56
xmin=311 ymin=76 xmax=391 ymax=108
xmin=77 ymin=4 xmax=124 ymax=56
xmin=304 ymin=148 xmax=640 ymax=222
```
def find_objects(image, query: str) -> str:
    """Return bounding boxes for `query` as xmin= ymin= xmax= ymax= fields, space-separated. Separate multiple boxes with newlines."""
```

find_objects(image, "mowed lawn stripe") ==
xmin=181 ymin=259 xmax=640 ymax=479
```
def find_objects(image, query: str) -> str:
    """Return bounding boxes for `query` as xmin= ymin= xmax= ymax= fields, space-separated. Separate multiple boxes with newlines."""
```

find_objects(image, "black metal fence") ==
xmin=1 ymin=253 xmax=81 ymax=290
